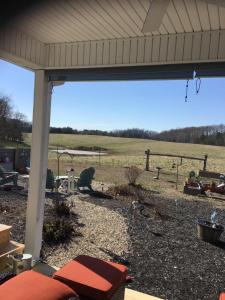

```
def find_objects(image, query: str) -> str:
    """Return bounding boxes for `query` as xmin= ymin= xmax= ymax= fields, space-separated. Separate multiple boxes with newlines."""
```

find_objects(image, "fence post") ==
xmin=145 ymin=149 xmax=150 ymax=171
xmin=203 ymin=155 xmax=208 ymax=171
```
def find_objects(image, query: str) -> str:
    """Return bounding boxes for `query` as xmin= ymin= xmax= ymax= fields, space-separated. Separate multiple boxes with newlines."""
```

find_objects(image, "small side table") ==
xmin=21 ymin=175 xmax=29 ymax=192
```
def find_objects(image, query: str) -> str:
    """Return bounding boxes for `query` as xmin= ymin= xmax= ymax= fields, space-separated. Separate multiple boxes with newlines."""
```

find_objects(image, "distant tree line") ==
xmin=48 ymin=127 xmax=157 ymax=139
xmin=46 ymin=125 xmax=225 ymax=146
xmin=2 ymin=94 xmax=225 ymax=147
xmin=0 ymin=95 xmax=29 ymax=143
xmin=155 ymin=125 xmax=225 ymax=146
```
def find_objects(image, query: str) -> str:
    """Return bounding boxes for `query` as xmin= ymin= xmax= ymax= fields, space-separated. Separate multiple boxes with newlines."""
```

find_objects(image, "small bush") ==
xmin=43 ymin=219 xmax=74 ymax=245
xmin=54 ymin=201 xmax=72 ymax=217
xmin=107 ymin=184 xmax=135 ymax=197
xmin=124 ymin=166 xmax=142 ymax=186
xmin=132 ymin=188 xmax=149 ymax=203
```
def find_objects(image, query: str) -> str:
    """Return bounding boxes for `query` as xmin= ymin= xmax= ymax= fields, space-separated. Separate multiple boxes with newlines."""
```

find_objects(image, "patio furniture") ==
xmin=46 ymin=168 xmax=55 ymax=191
xmin=0 ymin=270 xmax=78 ymax=300
xmin=21 ymin=175 xmax=29 ymax=192
xmin=77 ymin=167 xmax=95 ymax=191
xmin=53 ymin=255 xmax=128 ymax=300
xmin=0 ymin=166 xmax=18 ymax=187
xmin=21 ymin=169 xmax=55 ymax=192
xmin=0 ymin=224 xmax=25 ymax=272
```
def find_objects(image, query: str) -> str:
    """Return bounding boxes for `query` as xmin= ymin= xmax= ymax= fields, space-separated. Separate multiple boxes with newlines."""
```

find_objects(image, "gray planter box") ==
xmin=197 ymin=219 xmax=224 ymax=243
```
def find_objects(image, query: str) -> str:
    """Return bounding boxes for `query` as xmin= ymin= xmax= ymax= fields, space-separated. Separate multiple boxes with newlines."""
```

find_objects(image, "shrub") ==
xmin=132 ymin=188 xmax=149 ymax=203
xmin=124 ymin=166 xmax=142 ymax=186
xmin=43 ymin=219 xmax=74 ymax=245
xmin=54 ymin=200 xmax=72 ymax=217
xmin=108 ymin=184 xmax=134 ymax=197
xmin=107 ymin=182 xmax=146 ymax=198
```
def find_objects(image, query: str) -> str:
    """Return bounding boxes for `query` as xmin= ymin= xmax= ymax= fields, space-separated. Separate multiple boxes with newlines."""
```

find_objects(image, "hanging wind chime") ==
xmin=184 ymin=77 xmax=202 ymax=102
xmin=185 ymin=79 xmax=189 ymax=102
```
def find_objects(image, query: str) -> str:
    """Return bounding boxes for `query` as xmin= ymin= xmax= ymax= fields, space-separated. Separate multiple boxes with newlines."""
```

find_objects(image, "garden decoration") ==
xmin=66 ymin=168 xmax=76 ymax=193
xmin=183 ymin=170 xmax=202 ymax=195
xmin=154 ymin=167 xmax=162 ymax=180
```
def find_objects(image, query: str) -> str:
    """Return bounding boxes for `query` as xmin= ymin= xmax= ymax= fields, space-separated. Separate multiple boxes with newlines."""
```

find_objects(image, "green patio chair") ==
xmin=0 ymin=166 xmax=18 ymax=186
xmin=77 ymin=167 xmax=95 ymax=191
xmin=46 ymin=168 xmax=55 ymax=191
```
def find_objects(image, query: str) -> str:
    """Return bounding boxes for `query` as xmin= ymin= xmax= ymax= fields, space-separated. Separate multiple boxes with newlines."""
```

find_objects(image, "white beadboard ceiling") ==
xmin=8 ymin=0 xmax=225 ymax=44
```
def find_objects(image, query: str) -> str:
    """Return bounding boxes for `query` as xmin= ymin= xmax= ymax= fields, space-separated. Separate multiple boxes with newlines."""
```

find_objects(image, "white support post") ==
xmin=25 ymin=70 xmax=52 ymax=262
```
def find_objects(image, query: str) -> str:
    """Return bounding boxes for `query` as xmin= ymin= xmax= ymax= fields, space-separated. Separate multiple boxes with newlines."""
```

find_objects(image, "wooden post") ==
xmin=145 ymin=149 xmax=150 ymax=171
xmin=176 ymin=163 xmax=179 ymax=190
xmin=99 ymin=149 xmax=101 ymax=165
xmin=203 ymin=155 xmax=208 ymax=171
xmin=57 ymin=146 xmax=60 ymax=179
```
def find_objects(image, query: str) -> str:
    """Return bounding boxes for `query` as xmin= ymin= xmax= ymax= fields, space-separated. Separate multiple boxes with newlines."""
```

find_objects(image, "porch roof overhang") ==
xmin=1 ymin=0 xmax=225 ymax=75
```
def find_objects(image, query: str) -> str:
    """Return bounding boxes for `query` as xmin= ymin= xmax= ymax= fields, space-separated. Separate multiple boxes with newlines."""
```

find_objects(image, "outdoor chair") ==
xmin=46 ymin=168 xmax=55 ymax=191
xmin=53 ymin=255 xmax=128 ymax=300
xmin=0 ymin=270 xmax=78 ymax=300
xmin=77 ymin=167 xmax=95 ymax=191
xmin=0 ymin=166 xmax=18 ymax=187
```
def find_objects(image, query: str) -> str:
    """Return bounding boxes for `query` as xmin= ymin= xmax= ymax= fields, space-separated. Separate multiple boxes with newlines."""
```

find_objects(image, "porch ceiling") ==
xmin=1 ymin=0 xmax=225 ymax=71
xmin=6 ymin=0 xmax=225 ymax=43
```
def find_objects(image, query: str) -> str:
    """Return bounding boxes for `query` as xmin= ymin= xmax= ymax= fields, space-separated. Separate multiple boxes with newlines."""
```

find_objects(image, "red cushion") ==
xmin=219 ymin=293 xmax=225 ymax=300
xmin=53 ymin=255 xmax=128 ymax=299
xmin=0 ymin=270 xmax=77 ymax=300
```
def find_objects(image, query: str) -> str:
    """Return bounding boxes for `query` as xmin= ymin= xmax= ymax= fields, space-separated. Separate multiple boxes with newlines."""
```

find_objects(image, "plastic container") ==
xmin=11 ymin=253 xmax=32 ymax=274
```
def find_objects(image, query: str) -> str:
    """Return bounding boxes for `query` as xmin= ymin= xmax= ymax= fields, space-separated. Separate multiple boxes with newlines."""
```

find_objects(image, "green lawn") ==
xmin=2 ymin=133 xmax=225 ymax=193
xmin=22 ymin=133 xmax=225 ymax=176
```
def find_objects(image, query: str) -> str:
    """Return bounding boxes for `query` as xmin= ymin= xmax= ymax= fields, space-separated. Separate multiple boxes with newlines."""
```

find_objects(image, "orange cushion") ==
xmin=0 ymin=270 xmax=77 ymax=300
xmin=53 ymin=255 xmax=127 ymax=299
xmin=219 ymin=293 xmax=225 ymax=300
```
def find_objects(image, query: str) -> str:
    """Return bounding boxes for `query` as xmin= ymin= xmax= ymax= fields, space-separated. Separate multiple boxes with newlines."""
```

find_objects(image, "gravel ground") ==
xmin=43 ymin=192 xmax=129 ymax=268
xmin=1 ymin=187 xmax=225 ymax=300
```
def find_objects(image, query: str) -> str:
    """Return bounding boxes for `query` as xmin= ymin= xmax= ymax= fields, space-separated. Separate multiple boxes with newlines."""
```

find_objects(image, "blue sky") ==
xmin=0 ymin=59 xmax=225 ymax=132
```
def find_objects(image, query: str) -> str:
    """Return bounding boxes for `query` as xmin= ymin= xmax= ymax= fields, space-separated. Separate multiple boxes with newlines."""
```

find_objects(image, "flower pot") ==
xmin=197 ymin=219 xmax=224 ymax=243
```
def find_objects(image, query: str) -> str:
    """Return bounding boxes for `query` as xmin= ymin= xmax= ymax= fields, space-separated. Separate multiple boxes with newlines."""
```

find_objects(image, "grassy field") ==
xmin=18 ymin=133 xmax=225 ymax=193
